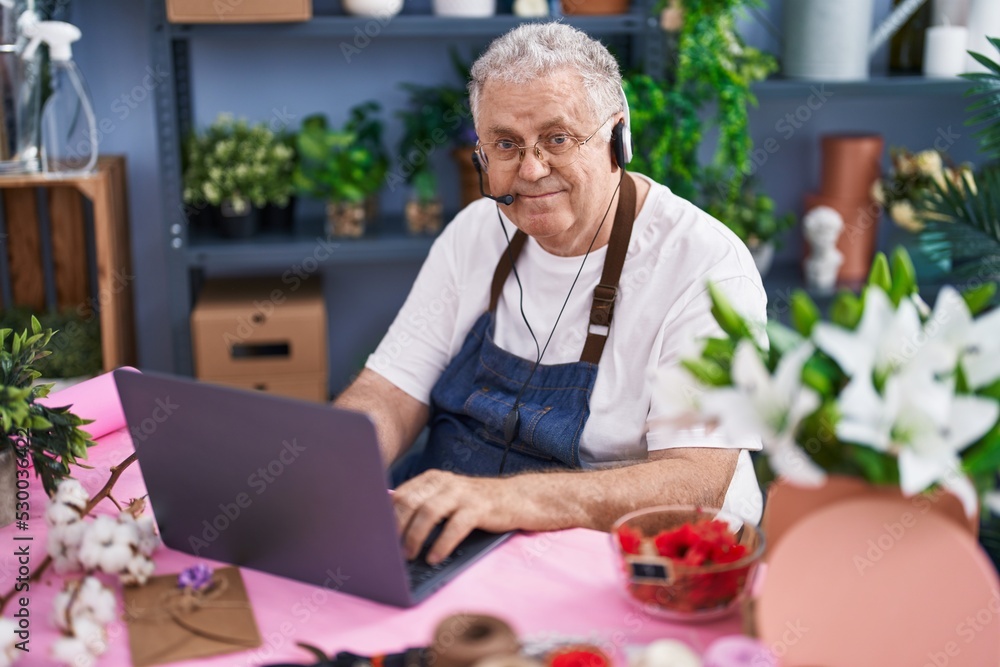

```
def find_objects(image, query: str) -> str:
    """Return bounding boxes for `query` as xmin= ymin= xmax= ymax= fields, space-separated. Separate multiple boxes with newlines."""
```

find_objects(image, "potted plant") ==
xmin=182 ymin=114 xmax=296 ymax=239
xmin=700 ymin=171 xmax=795 ymax=277
xmin=293 ymin=102 xmax=388 ymax=238
xmin=396 ymin=63 xmax=478 ymax=234
xmin=623 ymin=0 xmax=786 ymax=250
xmin=0 ymin=318 xmax=96 ymax=526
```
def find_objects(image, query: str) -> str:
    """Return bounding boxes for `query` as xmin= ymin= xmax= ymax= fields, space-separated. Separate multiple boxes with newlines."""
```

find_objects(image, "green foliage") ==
xmin=293 ymin=102 xmax=389 ymax=204
xmin=915 ymin=37 xmax=1000 ymax=289
xmin=690 ymin=246 xmax=1000 ymax=499
xmin=182 ymin=114 xmax=296 ymax=212
xmin=396 ymin=81 xmax=475 ymax=202
xmin=626 ymin=0 xmax=785 ymax=244
xmin=700 ymin=173 xmax=796 ymax=244
xmin=0 ymin=308 xmax=101 ymax=379
xmin=0 ymin=319 xmax=95 ymax=496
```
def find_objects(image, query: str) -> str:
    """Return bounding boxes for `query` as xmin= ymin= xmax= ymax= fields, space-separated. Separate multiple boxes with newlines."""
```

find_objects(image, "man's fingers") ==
xmin=426 ymin=512 xmax=475 ymax=565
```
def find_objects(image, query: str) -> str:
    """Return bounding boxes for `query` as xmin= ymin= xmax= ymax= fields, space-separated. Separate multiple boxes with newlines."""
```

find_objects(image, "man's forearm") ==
xmin=333 ymin=368 xmax=429 ymax=467
xmin=502 ymin=448 xmax=739 ymax=532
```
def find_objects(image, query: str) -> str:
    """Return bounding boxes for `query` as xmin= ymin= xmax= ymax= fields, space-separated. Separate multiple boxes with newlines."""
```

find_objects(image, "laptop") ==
xmin=113 ymin=369 xmax=512 ymax=608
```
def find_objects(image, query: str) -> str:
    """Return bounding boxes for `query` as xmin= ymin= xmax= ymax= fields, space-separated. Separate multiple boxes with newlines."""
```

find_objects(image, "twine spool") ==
xmin=430 ymin=614 xmax=520 ymax=667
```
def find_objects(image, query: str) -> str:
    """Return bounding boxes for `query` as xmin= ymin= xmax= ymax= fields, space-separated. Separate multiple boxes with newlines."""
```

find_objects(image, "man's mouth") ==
xmin=519 ymin=191 xmax=561 ymax=200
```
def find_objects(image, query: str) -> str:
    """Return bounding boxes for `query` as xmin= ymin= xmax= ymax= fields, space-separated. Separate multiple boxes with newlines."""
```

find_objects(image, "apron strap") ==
xmin=487 ymin=172 xmax=639 ymax=365
xmin=580 ymin=171 xmax=637 ymax=364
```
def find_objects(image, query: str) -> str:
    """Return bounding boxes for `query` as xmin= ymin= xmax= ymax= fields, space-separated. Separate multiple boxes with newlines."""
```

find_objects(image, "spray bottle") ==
xmin=23 ymin=20 xmax=97 ymax=175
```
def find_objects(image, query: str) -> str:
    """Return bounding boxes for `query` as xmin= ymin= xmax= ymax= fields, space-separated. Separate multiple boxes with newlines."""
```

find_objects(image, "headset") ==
xmin=468 ymin=83 xmax=633 ymax=475
xmin=472 ymin=84 xmax=633 ymax=205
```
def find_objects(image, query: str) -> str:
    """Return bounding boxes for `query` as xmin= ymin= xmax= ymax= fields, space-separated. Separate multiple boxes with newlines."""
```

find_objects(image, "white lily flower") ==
xmin=897 ymin=395 xmax=998 ymax=516
xmin=701 ymin=340 xmax=826 ymax=486
xmin=814 ymin=288 xmax=936 ymax=381
xmin=925 ymin=286 xmax=1000 ymax=390
xmin=653 ymin=364 xmax=709 ymax=426
xmin=986 ymin=492 xmax=1000 ymax=516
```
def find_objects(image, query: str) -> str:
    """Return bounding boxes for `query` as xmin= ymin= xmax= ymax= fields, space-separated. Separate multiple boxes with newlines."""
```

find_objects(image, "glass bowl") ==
xmin=610 ymin=505 xmax=764 ymax=622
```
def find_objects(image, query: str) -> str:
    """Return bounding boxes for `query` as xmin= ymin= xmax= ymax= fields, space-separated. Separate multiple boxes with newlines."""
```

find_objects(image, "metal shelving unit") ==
xmin=148 ymin=0 xmax=661 ymax=375
xmin=753 ymin=75 xmax=973 ymax=99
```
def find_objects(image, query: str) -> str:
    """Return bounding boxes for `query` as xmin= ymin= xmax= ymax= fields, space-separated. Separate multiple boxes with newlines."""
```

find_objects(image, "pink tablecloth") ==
xmin=3 ymin=371 xmax=741 ymax=666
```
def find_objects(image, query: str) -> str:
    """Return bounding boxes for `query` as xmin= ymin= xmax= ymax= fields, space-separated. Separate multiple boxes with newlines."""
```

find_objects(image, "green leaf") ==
xmin=707 ymin=282 xmax=750 ymax=340
xmin=889 ymin=246 xmax=917 ymax=305
xmin=790 ymin=290 xmax=820 ymax=337
xmin=681 ymin=358 xmax=731 ymax=387
xmin=830 ymin=291 xmax=864 ymax=329
xmin=867 ymin=252 xmax=891 ymax=293
xmin=962 ymin=424 xmax=1000 ymax=474
xmin=962 ymin=282 xmax=998 ymax=315
xmin=29 ymin=416 xmax=52 ymax=430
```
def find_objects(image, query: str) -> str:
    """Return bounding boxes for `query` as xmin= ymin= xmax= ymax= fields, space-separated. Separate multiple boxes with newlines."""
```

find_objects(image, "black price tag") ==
xmin=629 ymin=560 xmax=671 ymax=583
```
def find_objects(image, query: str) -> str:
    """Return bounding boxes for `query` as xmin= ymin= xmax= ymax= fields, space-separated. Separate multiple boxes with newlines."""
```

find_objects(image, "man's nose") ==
xmin=517 ymin=147 xmax=549 ymax=181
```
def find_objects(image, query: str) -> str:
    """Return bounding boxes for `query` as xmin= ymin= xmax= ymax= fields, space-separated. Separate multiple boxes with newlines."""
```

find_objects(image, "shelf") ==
xmin=169 ymin=13 xmax=649 ymax=39
xmin=753 ymin=75 xmax=974 ymax=99
xmin=184 ymin=216 xmax=437 ymax=269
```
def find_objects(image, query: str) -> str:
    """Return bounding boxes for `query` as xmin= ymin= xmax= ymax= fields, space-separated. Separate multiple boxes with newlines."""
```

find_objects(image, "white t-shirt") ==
xmin=367 ymin=174 xmax=767 ymax=523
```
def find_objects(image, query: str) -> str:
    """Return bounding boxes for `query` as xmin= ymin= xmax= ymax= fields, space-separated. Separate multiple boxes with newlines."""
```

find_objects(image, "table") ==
xmin=5 ymin=371 xmax=741 ymax=666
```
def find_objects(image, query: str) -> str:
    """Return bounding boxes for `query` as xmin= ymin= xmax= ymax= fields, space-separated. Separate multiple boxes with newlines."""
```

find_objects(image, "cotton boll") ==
xmin=51 ymin=637 xmax=96 ymax=667
xmin=75 ymin=577 xmax=117 ymax=626
xmin=71 ymin=618 xmax=108 ymax=658
xmin=77 ymin=516 xmax=118 ymax=570
xmin=0 ymin=618 xmax=21 ymax=667
xmin=45 ymin=501 xmax=82 ymax=527
xmin=120 ymin=555 xmax=155 ymax=587
xmin=54 ymin=479 xmax=90 ymax=510
xmin=134 ymin=516 xmax=160 ymax=557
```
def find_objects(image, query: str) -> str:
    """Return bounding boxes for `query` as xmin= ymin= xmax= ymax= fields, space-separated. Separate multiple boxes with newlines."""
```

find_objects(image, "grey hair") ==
xmin=468 ymin=22 xmax=622 ymax=142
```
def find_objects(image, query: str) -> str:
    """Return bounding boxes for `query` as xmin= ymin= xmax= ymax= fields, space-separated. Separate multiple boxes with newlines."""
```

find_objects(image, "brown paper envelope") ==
xmin=123 ymin=566 xmax=262 ymax=667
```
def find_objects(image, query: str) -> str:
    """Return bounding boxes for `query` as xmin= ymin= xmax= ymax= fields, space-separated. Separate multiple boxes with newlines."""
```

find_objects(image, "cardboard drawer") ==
xmin=166 ymin=0 xmax=311 ymax=23
xmin=202 ymin=373 xmax=328 ymax=403
xmin=191 ymin=277 xmax=327 ymax=379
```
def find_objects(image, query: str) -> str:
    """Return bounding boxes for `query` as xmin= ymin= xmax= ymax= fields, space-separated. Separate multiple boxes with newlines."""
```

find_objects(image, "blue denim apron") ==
xmin=401 ymin=174 xmax=638 ymax=479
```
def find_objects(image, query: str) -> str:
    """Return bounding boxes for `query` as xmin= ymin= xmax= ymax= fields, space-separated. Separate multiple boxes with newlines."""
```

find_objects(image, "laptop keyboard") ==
xmin=403 ymin=527 xmax=511 ymax=598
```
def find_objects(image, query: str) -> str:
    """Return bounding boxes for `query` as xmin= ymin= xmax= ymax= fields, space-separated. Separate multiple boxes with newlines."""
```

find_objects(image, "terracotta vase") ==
xmin=819 ymin=134 xmax=884 ymax=202
xmin=755 ymin=477 xmax=998 ymax=666
xmin=803 ymin=192 xmax=879 ymax=286
xmin=561 ymin=0 xmax=630 ymax=15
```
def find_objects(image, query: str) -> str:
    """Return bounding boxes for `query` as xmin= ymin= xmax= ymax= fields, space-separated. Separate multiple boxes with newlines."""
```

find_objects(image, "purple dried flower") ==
xmin=177 ymin=563 xmax=213 ymax=591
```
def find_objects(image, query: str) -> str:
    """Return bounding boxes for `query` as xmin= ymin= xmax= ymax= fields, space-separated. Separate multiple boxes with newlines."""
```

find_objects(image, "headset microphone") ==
xmin=471 ymin=152 xmax=514 ymax=206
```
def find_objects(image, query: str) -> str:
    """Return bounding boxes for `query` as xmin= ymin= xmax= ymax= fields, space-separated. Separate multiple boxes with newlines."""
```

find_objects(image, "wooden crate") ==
xmin=0 ymin=156 xmax=136 ymax=372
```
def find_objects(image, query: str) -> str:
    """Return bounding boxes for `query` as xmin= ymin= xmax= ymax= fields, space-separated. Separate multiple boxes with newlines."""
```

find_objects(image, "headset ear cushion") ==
xmin=611 ymin=119 xmax=626 ymax=169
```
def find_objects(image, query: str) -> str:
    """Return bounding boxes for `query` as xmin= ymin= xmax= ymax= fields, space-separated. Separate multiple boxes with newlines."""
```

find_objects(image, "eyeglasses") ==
xmin=476 ymin=117 xmax=611 ymax=171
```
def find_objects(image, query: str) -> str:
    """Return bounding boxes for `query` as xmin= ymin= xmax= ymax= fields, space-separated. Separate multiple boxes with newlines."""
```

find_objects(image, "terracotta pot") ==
xmin=755 ymin=478 xmax=998 ymax=666
xmin=405 ymin=198 xmax=444 ymax=235
xmin=452 ymin=146 xmax=485 ymax=210
xmin=325 ymin=200 xmax=367 ymax=238
xmin=803 ymin=192 xmax=879 ymax=286
xmin=819 ymin=134 xmax=884 ymax=202
xmin=761 ymin=475 xmax=978 ymax=554
xmin=561 ymin=0 xmax=630 ymax=15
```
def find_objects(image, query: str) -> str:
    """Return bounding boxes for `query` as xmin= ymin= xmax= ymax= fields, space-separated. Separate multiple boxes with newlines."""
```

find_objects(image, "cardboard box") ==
xmin=191 ymin=277 xmax=327 ymax=402
xmin=167 ymin=0 xmax=311 ymax=23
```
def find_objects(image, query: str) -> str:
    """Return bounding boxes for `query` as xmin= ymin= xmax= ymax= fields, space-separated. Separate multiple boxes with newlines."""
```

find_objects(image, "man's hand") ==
xmin=391 ymin=447 xmax=740 ymax=565
xmin=393 ymin=470 xmax=521 ymax=565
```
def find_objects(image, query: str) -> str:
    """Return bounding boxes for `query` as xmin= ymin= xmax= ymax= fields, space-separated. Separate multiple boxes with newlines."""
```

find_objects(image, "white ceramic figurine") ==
xmin=803 ymin=205 xmax=844 ymax=294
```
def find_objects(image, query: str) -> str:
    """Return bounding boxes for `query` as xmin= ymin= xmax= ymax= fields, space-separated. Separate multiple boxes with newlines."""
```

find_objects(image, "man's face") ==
xmin=476 ymin=69 xmax=619 ymax=256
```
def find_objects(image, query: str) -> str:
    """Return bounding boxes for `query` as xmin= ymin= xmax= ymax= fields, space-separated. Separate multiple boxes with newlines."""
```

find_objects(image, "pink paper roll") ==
xmin=38 ymin=367 xmax=140 ymax=440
